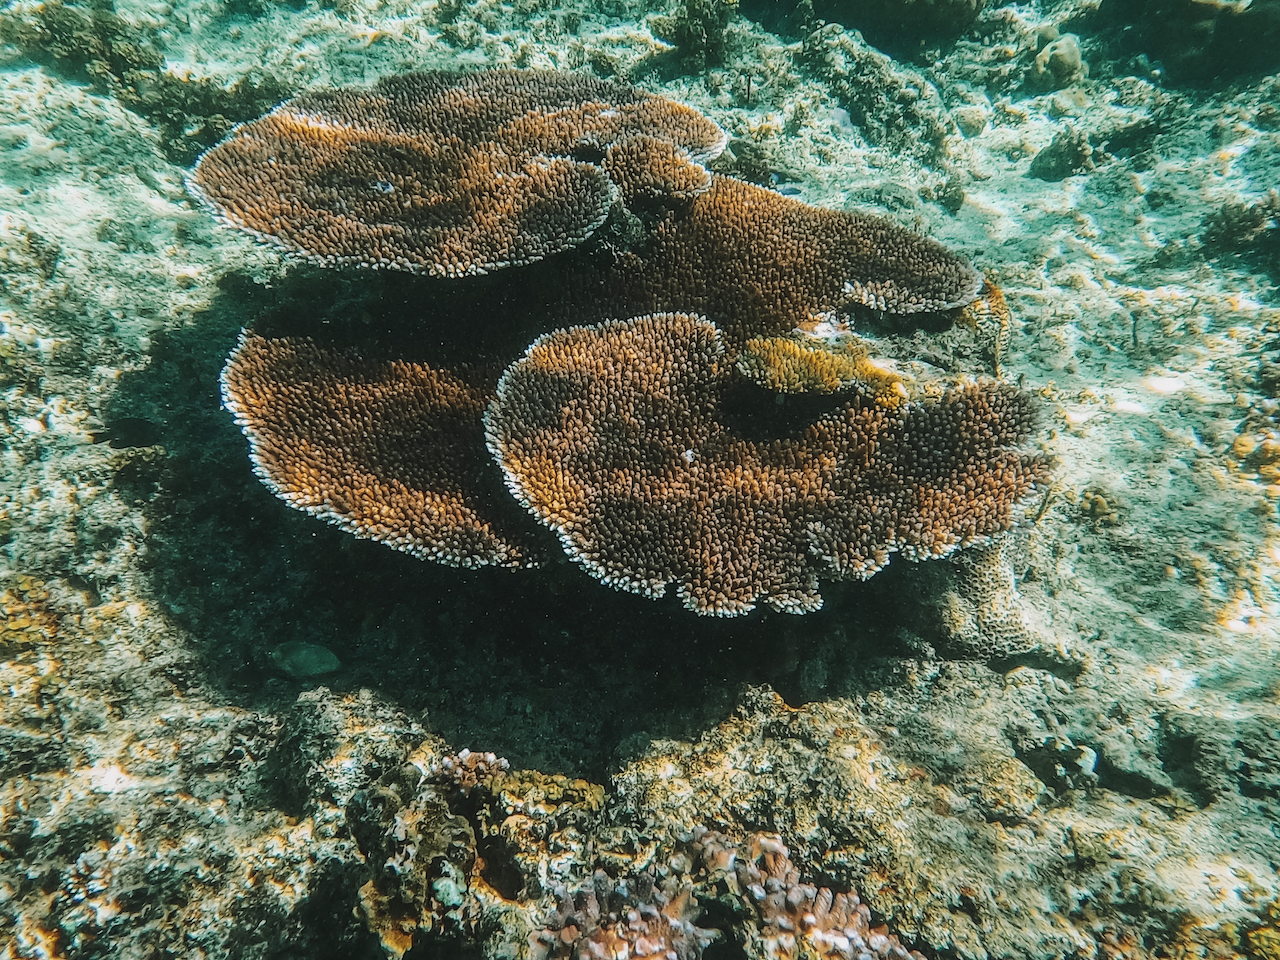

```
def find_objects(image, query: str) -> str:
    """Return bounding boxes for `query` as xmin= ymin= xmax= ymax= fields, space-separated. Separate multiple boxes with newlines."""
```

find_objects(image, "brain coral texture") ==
xmin=486 ymin=314 xmax=1046 ymax=616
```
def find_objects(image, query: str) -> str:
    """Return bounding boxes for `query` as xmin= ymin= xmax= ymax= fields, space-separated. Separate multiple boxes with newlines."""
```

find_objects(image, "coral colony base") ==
xmin=199 ymin=69 xmax=1044 ymax=615
xmin=2 ymin=2 xmax=1280 ymax=958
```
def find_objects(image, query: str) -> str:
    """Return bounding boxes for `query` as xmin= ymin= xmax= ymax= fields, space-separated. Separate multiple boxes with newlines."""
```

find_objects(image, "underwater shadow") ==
xmin=108 ymin=263 xmax=949 ymax=782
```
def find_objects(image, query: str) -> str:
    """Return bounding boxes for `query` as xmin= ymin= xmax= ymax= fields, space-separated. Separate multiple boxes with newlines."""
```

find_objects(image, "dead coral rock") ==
xmin=801 ymin=24 xmax=956 ymax=167
xmin=1028 ymin=124 xmax=1095 ymax=181
xmin=1031 ymin=33 xmax=1087 ymax=90
xmin=486 ymin=313 xmax=1047 ymax=616
xmin=188 ymin=69 xmax=726 ymax=277
xmin=221 ymin=333 xmax=542 ymax=569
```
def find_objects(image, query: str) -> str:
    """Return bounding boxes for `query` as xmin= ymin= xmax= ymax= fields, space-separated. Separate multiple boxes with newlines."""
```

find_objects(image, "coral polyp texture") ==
xmin=187 ymin=69 xmax=726 ymax=276
xmin=737 ymin=334 xmax=910 ymax=400
xmin=486 ymin=313 xmax=1047 ymax=616
xmin=531 ymin=874 xmax=715 ymax=960
xmin=710 ymin=833 xmax=924 ymax=960
xmin=188 ymin=68 xmax=980 ymax=329
xmin=221 ymin=333 xmax=539 ymax=568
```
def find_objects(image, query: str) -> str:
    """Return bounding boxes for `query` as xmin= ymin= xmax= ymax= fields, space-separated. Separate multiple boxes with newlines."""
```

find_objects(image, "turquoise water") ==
xmin=0 ymin=1 xmax=1277 ymax=957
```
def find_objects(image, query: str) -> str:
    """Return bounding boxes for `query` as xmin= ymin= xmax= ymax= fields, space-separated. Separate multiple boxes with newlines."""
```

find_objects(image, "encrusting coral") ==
xmin=221 ymin=333 xmax=540 ymax=568
xmin=486 ymin=313 xmax=1047 ymax=616
xmin=187 ymin=69 xmax=727 ymax=277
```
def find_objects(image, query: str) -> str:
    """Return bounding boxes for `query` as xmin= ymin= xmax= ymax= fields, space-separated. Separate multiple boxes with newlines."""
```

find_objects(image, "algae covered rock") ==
xmin=270 ymin=639 xmax=341 ymax=678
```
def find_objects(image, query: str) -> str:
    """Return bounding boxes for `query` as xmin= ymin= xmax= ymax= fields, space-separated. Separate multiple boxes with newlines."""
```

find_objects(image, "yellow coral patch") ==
xmin=738 ymin=335 xmax=911 ymax=406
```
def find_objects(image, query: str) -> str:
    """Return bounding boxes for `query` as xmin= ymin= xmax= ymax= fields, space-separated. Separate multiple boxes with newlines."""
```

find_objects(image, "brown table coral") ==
xmin=203 ymin=68 xmax=1043 ymax=616
xmin=486 ymin=313 xmax=1046 ymax=616
xmin=188 ymin=69 xmax=727 ymax=277
xmin=545 ymin=171 xmax=983 ymax=346
xmin=189 ymin=68 xmax=981 ymax=331
xmin=222 ymin=333 xmax=540 ymax=568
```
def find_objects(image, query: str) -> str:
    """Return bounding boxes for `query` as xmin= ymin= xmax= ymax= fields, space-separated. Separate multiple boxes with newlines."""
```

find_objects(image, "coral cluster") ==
xmin=204 ymin=69 xmax=1044 ymax=615
xmin=354 ymin=738 xmax=924 ymax=960
xmin=487 ymin=314 xmax=1047 ymax=615
xmin=715 ymin=833 xmax=924 ymax=960
xmin=525 ymin=832 xmax=925 ymax=960
xmin=1029 ymin=124 xmax=1095 ymax=181
xmin=531 ymin=873 xmax=714 ymax=960
xmin=221 ymin=333 xmax=539 ymax=568
xmin=188 ymin=69 xmax=727 ymax=276
xmin=433 ymin=749 xmax=511 ymax=793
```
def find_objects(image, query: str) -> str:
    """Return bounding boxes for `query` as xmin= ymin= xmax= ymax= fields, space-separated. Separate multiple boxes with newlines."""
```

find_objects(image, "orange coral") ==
xmin=957 ymin=278 xmax=1012 ymax=375
xmin=730 ymin=834 xmax=924 ymax=960
xmin=486 ymin=313 xmax=1047 ymax=616
xmin=221 ymin=333 xmax=540 ymax=568
xmin=187 ymin=70 xmax=725 ymax=277
xmin=738 ymin=334 xmax=910 ymax=403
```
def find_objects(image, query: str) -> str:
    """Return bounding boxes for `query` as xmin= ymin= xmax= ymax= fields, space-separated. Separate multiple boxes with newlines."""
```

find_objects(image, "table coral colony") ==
xmin=192 ymin=68 xmax=1048 ymax=616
